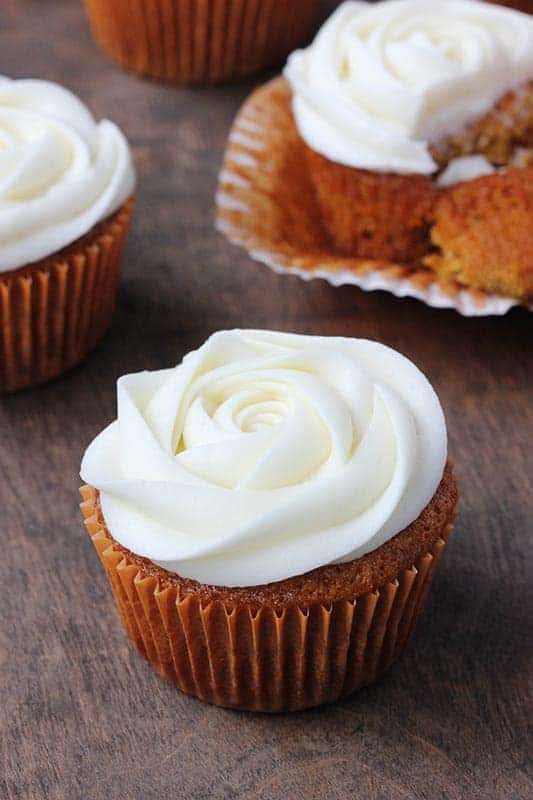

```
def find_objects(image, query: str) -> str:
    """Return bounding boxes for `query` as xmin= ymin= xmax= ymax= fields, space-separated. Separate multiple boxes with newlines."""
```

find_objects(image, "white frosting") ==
xmin=436 ymin=154 xmax=495 ymax=187
xmin=81 ymin=330 xmax=447 ymax=587
xmin=284 ymin=0 xmax=533 ymax=175
xmin=0 ymin=77 xmax=135 ymax=272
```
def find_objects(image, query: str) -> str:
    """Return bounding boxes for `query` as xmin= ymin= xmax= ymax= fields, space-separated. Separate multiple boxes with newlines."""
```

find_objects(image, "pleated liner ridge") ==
xmin=80 ymin=485 xmax=454 ymax=712
xmin=84 ymin=0 xmax=317 ymax=85
xmin=0 ymin=200 xmax=133 ymax=393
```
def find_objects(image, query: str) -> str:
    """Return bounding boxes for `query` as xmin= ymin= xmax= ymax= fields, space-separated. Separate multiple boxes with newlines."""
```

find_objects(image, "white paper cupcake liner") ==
xmin=215 ymin=77 xmax=531 ymax=318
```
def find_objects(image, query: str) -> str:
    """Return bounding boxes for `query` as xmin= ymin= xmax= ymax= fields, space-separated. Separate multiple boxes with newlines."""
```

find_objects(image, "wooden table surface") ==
xmin=1 ymin=2 xmax=532 ymax=798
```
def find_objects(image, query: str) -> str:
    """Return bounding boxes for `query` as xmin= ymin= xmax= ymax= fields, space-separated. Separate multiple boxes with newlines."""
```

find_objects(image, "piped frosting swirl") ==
xmin=81 ymin=330 xmax=447 ymax=587
xmin=284 ymin=0 xmax=533 ymax=175
xmin=0 ymin=77 xmax=134 ymax=271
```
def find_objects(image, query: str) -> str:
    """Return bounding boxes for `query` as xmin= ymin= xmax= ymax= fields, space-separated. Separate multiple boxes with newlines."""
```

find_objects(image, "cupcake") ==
xmin=84 ymin=0 xmax=318 ymax=86
xmin=283 ymin=0 xmax=533 ymax=301
xmin=0 ymin=77 xmax=135 ymax=392
xmin=80 ymin=330 xmax=458 ymax=712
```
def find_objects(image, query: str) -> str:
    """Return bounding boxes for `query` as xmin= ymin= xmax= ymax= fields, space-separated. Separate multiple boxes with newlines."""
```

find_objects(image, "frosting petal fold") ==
xmin=81 ymin=330 xmax=447 ymax=586
xmin=0 ymin=77 xmax=135 ymax=270
xmin=284 ymin=0 xmax=533 ymax=174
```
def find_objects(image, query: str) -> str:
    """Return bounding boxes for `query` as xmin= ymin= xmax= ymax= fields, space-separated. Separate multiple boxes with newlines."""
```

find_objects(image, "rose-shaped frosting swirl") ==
xmin=81 ymin=330 xmax=447 ymax=587
xmin=284 ymin=0 xmax=533 ymax=174
xmin=0 ymin=77 xmax=135 ymax=271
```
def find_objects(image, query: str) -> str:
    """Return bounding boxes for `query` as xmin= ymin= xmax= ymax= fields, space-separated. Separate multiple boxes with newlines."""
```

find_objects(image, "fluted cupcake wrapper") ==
xmin=84 ymin=0 xmax=317 ymax=85
xmin=0 ymin=200 xmax=133 ymax=393
xmin=80 ymin=485 xmax=453 ymax=713
xmin=216 ymin=77 xmax=531 ymax=317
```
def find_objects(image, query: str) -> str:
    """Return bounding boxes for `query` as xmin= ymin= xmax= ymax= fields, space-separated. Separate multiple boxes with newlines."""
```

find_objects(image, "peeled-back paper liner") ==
xmin=0 ymin=199 xmax=133 ymax=393
xmin=80 ymin=485 xmax=454 ymax=713
xmin=85 ymin=0 xmax=317 ymax=85
xmin=216 ymin=77 xmax=531 ymax=318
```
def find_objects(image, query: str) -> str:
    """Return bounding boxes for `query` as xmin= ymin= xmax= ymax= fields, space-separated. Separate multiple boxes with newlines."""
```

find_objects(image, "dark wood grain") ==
xmin=1 ymin=2 xmax=532 ymax=799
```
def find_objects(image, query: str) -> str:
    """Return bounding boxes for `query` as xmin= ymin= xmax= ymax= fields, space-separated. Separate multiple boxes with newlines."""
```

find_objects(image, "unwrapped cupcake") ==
xmin=283 ymin=0 xmax=533 ymax=301
xmin=80 ymin=329 xmax=458 ymax=712
xmin=84 ymin=0 xmax=318 ymax=85
xmin=0 ymin=77 xmax=135 ymax=392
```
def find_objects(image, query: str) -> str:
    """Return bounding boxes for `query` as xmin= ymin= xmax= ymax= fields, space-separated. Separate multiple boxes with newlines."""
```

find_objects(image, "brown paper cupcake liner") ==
xmin=0 ymin=199 xmax=133 ymax=393
xmin=216 ymin=77 xmax=531 ymax=316
xmin=80 ymin=485 xmax=453 ymax=712
xmin=84 ymin=0 xmax=317 ymax=86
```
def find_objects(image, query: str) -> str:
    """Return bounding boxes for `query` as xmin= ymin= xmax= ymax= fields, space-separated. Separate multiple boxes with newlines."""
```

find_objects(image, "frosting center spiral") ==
xmin=81 ymin=330 xmax=447 ymax=587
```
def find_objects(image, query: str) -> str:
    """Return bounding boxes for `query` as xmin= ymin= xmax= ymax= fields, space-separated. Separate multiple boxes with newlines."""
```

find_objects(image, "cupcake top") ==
xmin=0 ymin=77 xmax=134 ymax=272
xmin=284 ymin=0 xmax=533 ymax=175
xmin=81 ymin=330 xmax=447 ymax=587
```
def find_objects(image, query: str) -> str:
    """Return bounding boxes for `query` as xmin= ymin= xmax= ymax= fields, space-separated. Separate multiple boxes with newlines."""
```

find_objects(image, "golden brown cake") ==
xmin=429 ymin=82 xmax=533 ymax=169
xmin=84 ymin=0 xmax=318 ymax=85
xmin=303 ymin=89 xmax=533 ymax=297
xmin=79 ymin=330 xmax=457 ymax=712
xmin=304 ymin=146 xmax=437 ymax=261
xmin=426 ymin=169 xmax=533 ymax=299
